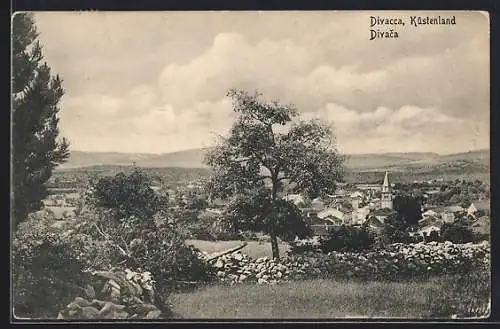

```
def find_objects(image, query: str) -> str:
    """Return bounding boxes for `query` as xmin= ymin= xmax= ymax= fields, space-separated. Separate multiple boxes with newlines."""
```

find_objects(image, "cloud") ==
xmin=33 ymin=11 xmax=489 ymax=154
xmin=302 ymin=102 xmax=475 ymax=154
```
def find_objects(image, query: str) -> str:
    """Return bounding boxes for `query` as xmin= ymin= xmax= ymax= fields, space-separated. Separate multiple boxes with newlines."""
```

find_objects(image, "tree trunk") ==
xmin=270 ymin=230 xmax=280 ymax=260
xmin=270 ymin=171 xmax=281 ymax=260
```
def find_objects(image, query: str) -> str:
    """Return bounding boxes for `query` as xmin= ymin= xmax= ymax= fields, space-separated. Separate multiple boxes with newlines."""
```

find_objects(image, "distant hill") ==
xmin=343 ymin=152 xmax=440 ymax=169
xmin=59 ymin=148 xmax=490 ymax=172
xmin=60 ymin=151 xmax=159 ymax=169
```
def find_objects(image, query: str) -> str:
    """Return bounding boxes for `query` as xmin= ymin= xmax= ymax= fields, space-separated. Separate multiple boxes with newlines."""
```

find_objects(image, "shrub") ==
xmin=12 ymin=216 xmax=91 ymax=318
xmin=288 ymin=237 xmax=322 ymax=255
xmin=186 ymin=217 xmax=242 ymax=241
xmin=319 ymin=225 xmax=375 ymax=253
xmin=79 ymin=171 xmax=216 ymax=295
xmin=441 ymin=222 xmax=475 ymax=244
xmin=424 ymin=230 xmax=441 ymax=243
xmin=91 ymin=169 xmax=168 ymax=219
xmin=75 ymin=208 xmax=216 ymax=296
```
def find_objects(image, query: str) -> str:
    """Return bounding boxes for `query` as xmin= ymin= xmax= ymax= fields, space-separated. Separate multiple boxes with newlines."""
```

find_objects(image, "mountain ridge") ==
xmin=59 ymin=148 xmax=490 ymax=170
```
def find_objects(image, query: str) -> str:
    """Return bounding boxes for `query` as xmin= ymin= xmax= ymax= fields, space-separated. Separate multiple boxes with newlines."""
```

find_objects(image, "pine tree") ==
xmin=12 ymin=13 xmax=70 ymax=228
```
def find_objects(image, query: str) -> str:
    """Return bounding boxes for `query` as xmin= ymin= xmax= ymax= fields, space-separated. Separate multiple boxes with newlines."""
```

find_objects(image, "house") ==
xmin=317 ymin=208 xmax=345 ymax=222
xmin=324 ymin=217 xmax=343 ymax=226
xmin=418 ymin=225 xmax=441 ymax=236
xmin=447 ymin=205 xmax=465 ymax=213
xmin=351 ymin=206 xmax=371 ymax=225
xmin=368 ymin=207 xmax=391 ymax=223
xmin=311 ymin=198 xmax=326 ymax=211
xmin=471 ymin=216 xmax=490 ymax=236
xmin=285 ymin=194 xmax=306 ymax=207
xmin=365 ymin=216 xmax=384 ymax=233
xmin=422 ymin=209 xmax=438 ymax=218
xmin=350 ymin=191 xmax=364 ymax=199
xmin=467 ymin=203 xmax=478 ymax=218
xmin=441 ymin=211 xmax=455 ymax=223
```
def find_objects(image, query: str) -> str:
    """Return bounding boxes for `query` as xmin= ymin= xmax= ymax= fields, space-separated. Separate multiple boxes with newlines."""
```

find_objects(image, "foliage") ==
xmin=79 ymin=170 xmax=216 ymax=296
xmin=57 ymin=269 xmax=174 ymax=319
xmin=393 ymin=193 xmax=423 ymax=227
xmin=440 ymin=221 xmax=475 ymax=244
xmin=185 ymin=216 xmax=243 ymax=241
xmin=225 ymin=189 xmax=313 ymax=243
xmin=91 ymin=169 xmax=168 ymax=219
xmin=205 ymin=89 xmax=344 ymax=259
xmin=12 ymin=215 xmax=91 ymax=318
xmin=381 ymin=212 xmax=414 ymax=244
xmin=288 ymin=236 xmax=322 ymax=254
xmin=319 ymin=225 xmax=375 ymax=253
xmin=12 ymin=13 xmax=70 ymax=227
xmin=427 ymin=179 xmax=489 ymax=206
xmin=424 ymin=230 xmax=441 ymax=243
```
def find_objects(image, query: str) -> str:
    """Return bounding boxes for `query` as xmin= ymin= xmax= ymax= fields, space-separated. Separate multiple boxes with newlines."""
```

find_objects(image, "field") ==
xmin=170 ymin=275 xmax=489 ymax=319
xmin=186 ymin=239 xmax=290 ymax=259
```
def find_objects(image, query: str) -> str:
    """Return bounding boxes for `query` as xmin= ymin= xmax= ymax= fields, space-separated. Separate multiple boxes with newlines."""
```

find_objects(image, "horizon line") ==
xmin=68 ymin=147 xmax=490 ymax=157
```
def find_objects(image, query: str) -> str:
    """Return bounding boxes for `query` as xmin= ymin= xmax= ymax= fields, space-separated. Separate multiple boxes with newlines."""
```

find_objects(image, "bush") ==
xmin=319 ymin=225 xmax=375 ymax=253
xmin=12 ymin=216 xmax=91 ymax=318
xmin=289 ymin=237 xmax=322 ymax=255
xmin=186 ymin=217 xmax=242 ymax=241
xmin=75 ymin=208 xmax=216 ymax=297
xmin=424 ymin=230 xmax=441 ymax=243
xmin=441 ymin=222 xmax=475 ymax=244
xmin=80 ymin=171 xmax=216 ymax=295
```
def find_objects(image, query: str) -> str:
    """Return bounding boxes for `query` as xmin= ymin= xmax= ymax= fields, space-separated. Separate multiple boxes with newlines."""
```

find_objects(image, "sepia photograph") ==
xmin=11 ymin=11 xmax=490 ymax=320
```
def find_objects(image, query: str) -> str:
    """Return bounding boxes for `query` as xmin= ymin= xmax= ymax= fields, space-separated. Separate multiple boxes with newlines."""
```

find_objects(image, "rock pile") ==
xmin=57 ymin=296 xmax=161 ymax=319
xmin=57 ymin=269 xmax=168 ymax=319
xmin=212 ymin=252 xmax=306 ymax=285
xmin=209 ymin=241 xmax=490 ymax=285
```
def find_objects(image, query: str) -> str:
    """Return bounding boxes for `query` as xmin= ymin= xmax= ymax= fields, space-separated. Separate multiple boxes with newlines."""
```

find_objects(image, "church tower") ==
xmin=381 ymin=171 xmax=393 ymax=209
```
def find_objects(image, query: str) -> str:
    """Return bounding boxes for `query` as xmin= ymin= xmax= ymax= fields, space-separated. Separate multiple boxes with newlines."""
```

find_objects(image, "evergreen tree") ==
xmin=12 ymin=13 xmax=70 ymax=228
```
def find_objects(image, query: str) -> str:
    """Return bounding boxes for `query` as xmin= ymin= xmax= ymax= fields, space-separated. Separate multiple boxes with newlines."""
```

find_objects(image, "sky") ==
xmin=32 ymin=11 xmax=489 ymax=155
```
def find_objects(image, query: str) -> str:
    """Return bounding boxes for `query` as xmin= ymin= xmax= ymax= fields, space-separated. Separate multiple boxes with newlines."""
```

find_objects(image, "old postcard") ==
xmin=11 ymin=11 xmax=490 ymax=321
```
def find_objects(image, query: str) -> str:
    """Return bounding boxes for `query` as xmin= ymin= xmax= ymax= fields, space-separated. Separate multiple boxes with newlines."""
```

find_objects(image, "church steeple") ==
xmin=381 ymin=171 xmax=392 ymax=209
xmin=382 ymin=171 xmax=389 ymax=192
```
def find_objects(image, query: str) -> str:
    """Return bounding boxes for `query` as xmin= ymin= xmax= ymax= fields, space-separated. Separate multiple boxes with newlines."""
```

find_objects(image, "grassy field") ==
xmin=170 ymin=275 xmax=490 ymax=319
xmin=185 ymin=239 xmax=290 ymax=259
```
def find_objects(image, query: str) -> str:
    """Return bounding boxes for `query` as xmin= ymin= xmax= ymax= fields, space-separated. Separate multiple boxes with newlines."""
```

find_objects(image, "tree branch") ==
xmin=92 ymin=223 xmax=130 ymax=259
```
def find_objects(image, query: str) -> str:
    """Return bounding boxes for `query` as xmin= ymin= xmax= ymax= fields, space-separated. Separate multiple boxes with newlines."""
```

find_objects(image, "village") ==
xmin=40 ymin=169 xmax=490 ymax=244
xmin=280 ymin=172 xmax=490 ymax=239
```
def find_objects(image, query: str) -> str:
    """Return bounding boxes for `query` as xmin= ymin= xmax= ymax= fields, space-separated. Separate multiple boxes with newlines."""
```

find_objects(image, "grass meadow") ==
xmin=185 ymin=239 xmax=290 ymax=259
xmin=175 ymin=240 xmax=490 ymax=319
xmin=170 ymin=274 xmax=490 ymax=319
